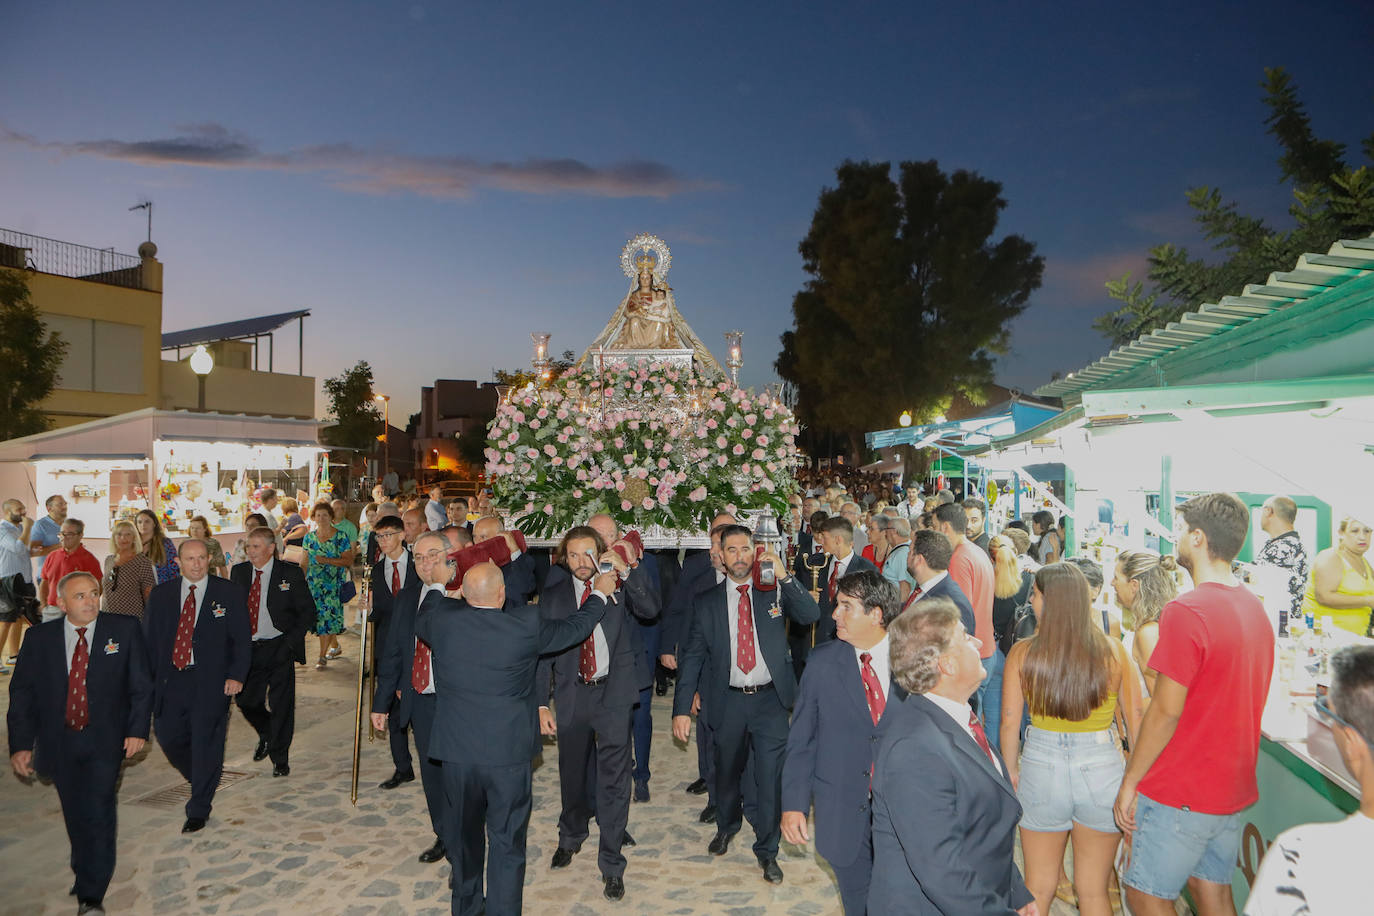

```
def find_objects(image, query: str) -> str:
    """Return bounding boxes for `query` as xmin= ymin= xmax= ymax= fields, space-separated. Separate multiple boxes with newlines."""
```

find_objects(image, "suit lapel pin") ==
xmin=103 ymin=639 xmax=120 ymax=655
xmin=278 ymin=581 xmax=291 ymax=591
xmin=767 ymin=604 xmax=782 ymax=618
xmin=210 ymin=602 xmax=227 ymax=618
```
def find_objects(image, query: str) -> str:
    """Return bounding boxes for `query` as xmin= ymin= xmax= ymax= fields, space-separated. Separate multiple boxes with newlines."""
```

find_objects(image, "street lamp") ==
xmin=898 ymin=410 xmax=913 ymax=428
xmin=373 ymin=393 xmax=390 ymax=483
xmin=190 ymin=345 xmax=214 ymax=411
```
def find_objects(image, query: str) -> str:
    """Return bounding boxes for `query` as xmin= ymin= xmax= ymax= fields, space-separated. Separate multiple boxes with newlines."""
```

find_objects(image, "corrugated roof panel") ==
xmin=162 ymin=310 xmax=311 ymax=350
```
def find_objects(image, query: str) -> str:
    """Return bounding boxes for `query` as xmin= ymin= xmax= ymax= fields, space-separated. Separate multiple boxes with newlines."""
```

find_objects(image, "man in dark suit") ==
xmin=536 ymin=525 xmax=658 ymax=901
xmin=370 ymin=531 xmax=447 ymax=866
xmin=868 ymin=598 xmax=1035 ymax=915
xmin=8 ymin=571 xmax=153 ymax=914
xmin=418 ymin=554 xmax=616 ymax=916
xmin=904 ymin=529 xmax=977 ymax=637
xmin=782 ymin=570 xmax=904 ymax=915
xmin=143 ymin=538 xmax=251 ymax=833
xmin=370 ymin=513 xmax=421 ymax=789
xmin=672 ymin=525 xmax=820 ymax=885
xmin=585 ymin=513 xmax=661 ymax=803
xmin=232 ymin=526 xmax=315 ymax=777
xmin=472 ymin=515 xmax=537 ymax=605
xmin=812 ymin=516 xmax=879 ymax=648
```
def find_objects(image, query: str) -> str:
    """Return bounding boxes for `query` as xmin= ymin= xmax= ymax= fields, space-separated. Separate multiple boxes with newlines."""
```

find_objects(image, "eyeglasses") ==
xmin=414 ymin=549 xmax=448 ymax=563
xmin=1314 ymin=694 xmax=1354 ymax=731
xmin=376 ymin=531 xmax=401 ymax=539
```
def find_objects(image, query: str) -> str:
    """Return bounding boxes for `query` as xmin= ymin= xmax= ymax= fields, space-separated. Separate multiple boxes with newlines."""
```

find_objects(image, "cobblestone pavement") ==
xmin=2 ymin=627 xmax=1102 ymax=915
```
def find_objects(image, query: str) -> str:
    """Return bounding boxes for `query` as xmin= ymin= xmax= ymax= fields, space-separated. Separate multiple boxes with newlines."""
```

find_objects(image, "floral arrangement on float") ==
xmin=485 ymin=359 xmax=801 ymax=538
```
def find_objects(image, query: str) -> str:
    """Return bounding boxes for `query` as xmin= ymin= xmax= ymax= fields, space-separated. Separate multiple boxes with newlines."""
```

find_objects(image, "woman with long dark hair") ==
xmin=1000 ymin=563 xmax=1142 ymax=916
xmin=136 ymin=509 xmax=180 ymax=585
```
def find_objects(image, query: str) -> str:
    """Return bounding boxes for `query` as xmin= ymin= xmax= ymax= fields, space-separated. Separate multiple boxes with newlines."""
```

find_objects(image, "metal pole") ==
xmin=350 ymin=616 xmax=370 ymax=806
xmin=382 ymin=400 xmax=390 ymax=482
xmin=197 ymin=375 xmax=206 ymax=411
xmin=299 ymin=315 xmax=305 ymax=376
xmin=1159 ymin=454 xmax=1174 ymax=555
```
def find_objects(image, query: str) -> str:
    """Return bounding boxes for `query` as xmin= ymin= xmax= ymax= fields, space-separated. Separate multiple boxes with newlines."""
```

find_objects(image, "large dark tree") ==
xmin=321 ymin=360 xmax=383 ymax=451
xmin=778 ymin=160 xmax=1043 ymax=461
xmin=0 ymin=270 xmax=67 ymax=441
xmin=1096 ymin=68 xmax=1374 ymax=347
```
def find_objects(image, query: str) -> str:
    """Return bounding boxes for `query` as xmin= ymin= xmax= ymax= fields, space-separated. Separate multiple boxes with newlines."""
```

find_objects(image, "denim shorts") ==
xmin=1016 ymin=725 xmax=1123 ymax=834
xmin=1122 ymin=794 xmax=1242 ymax=897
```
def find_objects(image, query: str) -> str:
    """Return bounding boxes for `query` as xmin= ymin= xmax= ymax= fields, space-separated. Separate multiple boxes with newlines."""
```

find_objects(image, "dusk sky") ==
xmin=3 ymin=1 xmax=1371 ymax=422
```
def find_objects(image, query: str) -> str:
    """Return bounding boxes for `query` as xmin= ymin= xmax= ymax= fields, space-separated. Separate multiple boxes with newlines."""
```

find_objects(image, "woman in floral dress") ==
xmin=304 ymin=501 xmax=354 ymax=670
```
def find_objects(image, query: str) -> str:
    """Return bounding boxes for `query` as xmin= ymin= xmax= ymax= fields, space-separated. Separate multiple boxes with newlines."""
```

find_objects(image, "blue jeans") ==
xmin=1123 ymin=794 xmax=1243 ymax=897
xmin=977 ymin=649 xmax=1005 ymax=752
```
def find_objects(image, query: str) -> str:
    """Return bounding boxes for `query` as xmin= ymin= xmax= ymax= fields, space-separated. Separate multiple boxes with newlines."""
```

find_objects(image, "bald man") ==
xmin=473 ymin=515 xmax=537 ymax=606
xmin=418 ymin=560 xmax=616 ymax=916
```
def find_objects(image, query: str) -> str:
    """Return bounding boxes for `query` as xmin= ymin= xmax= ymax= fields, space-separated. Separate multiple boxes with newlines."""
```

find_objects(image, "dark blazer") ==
xmin=536 ymin=564 xmax=659 ymax=712
xmin=143 ymin=576 xmax=251 ymax=713
xmin=660 ymin=550 xmax=714 ymax=656
xmin=816 ymin=553 xmax=879 ymax=643
xmin=369 ymin=549 xmax=420 ymax=623
xmin=6 ymin=614 xmax=153 ymax=778
xmin=230 ymin=559 xmax=316 ymax=664
xmin=370 ymin=583 xmax=424 ymax=726
xmin=914 ymin=575 xmax=977 ymax=638
xmin=672 ymin=576 xmax=820 ymax=724
xmin=780 ymin=638 xmax=905 ymax=869
xmin=503 ymin=551 xmax=538 ymax=606
xmin=868 ymin=692 xmax=1032 ymax=915
xmin=416 ymin=592 xmax=605 ymax=767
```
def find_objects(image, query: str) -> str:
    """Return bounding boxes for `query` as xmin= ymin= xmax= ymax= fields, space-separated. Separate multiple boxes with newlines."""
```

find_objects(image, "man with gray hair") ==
xmin=883 ymin=517 xmax=917 ymax=603
xmin=840 ymin=502 xmax=868 ymax=554
xmin=1256 ymin=494 xmax=1308 ymax=625
xmin=868 ymin=599 xmax=1032 ymax=915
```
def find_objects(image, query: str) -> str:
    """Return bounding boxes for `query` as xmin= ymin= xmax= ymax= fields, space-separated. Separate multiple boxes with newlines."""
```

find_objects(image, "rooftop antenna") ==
xmin=129 ymin=200 xmax=152 ymax=242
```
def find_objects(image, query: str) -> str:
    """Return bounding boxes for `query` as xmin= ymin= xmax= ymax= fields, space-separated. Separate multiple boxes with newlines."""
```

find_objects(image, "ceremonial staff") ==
xmin=350 ymin=565 xmax=374 ymax=806
xmin=794 ymin=549 xmax=829 ymax=648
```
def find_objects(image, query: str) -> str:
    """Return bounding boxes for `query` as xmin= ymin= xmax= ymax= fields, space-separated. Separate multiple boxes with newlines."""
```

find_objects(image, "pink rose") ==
xmin=657 ymin=457 xmax=669 ymax=470
xmin=543 ymin=504 xmax=554 ymax=515
xmin=706 ymin=418 xmax=718 ymax=429
xmin=752 ymin=448 xmax=765 ymax=460
xmin=745 ymin=414 xmax=757 ymax=426
xmin=573 ymin=489 xmax=583 ymax=499
xmin=543 ymin=444 xmax=557 ymax=457
xmin=641 ymin=497 xmax=654 ymax=510
xmin=551 ymin=456 xmax=563 ymax=466
xmin=756 ymin=435 xmax=769 ymax=446
xmin=732 ymin=444 xmax=745 ymax=456
xmin=716 ymin=455 xmax=728 ymax=467
xmin=643 ymin=439 xmax=654 ymax=451
xmin=621 ymin=500 xmax=633 ymax=511
xmin=716 ymin=435 xmax=728 ymax=449
xmin=689 ymin=486 xmax=707 ymax=502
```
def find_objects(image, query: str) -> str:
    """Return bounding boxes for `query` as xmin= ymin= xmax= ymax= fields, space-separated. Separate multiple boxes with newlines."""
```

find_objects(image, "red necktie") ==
xmin=411 ymin=636 xmax=432 ymax=693
xmin=577 ymin=579 xmax=598 ymax=681
xmin=859 ymin=652 xmax=886 ymax=725
xmin=391 ymin=559 xmax=401 ymax=595
xmin=248 ymin=569 xmax=263 ymax=636
xmin=968 ymin=710 xmax=998 ymax=767
xmin=172 ymin=584 xmax=196 ymax=669
xmin=66 ymin=626 xmax=90 ymax=730
xmin=828 ymin=563 xmax=839 ymax=602
xmin=736 ymin=584 xmax=756 ymax=674
xmin=901 ymin=583 xmax=923 ymax=611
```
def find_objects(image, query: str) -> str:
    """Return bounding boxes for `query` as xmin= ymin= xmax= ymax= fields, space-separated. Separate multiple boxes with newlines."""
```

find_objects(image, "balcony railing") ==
xmin=0 ymin=228 xmax=144 ymax=289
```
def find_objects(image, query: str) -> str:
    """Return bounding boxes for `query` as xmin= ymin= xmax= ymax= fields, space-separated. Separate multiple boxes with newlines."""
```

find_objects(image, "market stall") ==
xmin=0 ymin=408 xmax=322 ymax=555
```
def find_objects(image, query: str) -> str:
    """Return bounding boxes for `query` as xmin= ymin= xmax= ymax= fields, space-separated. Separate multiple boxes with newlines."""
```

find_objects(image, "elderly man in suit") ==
xmin=902 ymin=529 xmax=977 ymax=636
xmin=143 ymin=538 xmax=251 ymax=833
xmin=370 ymin=513 xmax=422 ymax=790
xmin=672 ymin=525 xmax=820 ymax=884
xmin=472 ymin=515 xmax=537 ymax=605
xmin=868 ymin=598 xmax=1036 ymax=915
xmin=536 ymin=525 xmax=657 ymax=901
xmin=371 ymin=530 xmax=449 ymax=866
xmin=782 ymin=570 xmax=904 ymax=914
xmin=232 ymin=526 xmax=315 ymax=777
xmin=8 ymin=571 xmax=153 ymax=914
xmin=419 ymin=557 xmax=616 ymax=916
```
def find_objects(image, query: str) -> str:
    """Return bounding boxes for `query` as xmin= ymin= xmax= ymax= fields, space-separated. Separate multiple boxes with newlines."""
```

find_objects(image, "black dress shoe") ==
xmin=253 ymin=738 xmax=269 ymax=761
xmin=418 ymin=836 xmax=446 ymax=863
xmin=272 ymin=762 xmax=290 ymax=777
xmin=181 ymin=817 xmax=207 ymax=834
xmin=550 ymin=847 xmax=576 ymax=868
xmin=378 ymin=769 xmax=415 ymax=790
xmin=685 ymin=777 xmax=707 ymax=795
xmin=698 ymin=804 xmax=717 ymax=824
xmin=603 ymin=875 xmax=625 ymax=900
xmin=621 ymin=831 xmax=636 ymax=847
xmin=77 ymin=902 xmax=105 ymax=915
xmin=707 ymin=831 xmax=733 ymax=856
xmin=633 ymin=781 xmax=649 ymax=803
xmin=654 ymin=680 xmax=668 ymax=696
xmin=759 ymin=857 xmax=783 ymax=884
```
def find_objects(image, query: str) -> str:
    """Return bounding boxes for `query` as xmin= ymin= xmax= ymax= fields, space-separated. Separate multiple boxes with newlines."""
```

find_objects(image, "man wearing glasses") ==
xmin=369 ymin=514 xmax=420 ymax=791
xmin=38 ymin=519 xmax=102 ymax=623
xmin=1246 ymin=646 xmax=1374 ymax=914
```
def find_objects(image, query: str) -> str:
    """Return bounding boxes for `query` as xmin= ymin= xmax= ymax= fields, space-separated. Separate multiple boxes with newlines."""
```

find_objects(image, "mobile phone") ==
xmin=758 ymin=559 xmax=776 ymax=586
xmin=588 ymin=549 xmax=614 ymax=575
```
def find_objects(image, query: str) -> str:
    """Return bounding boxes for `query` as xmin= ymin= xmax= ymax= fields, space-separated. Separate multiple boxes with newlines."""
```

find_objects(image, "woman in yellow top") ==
xmin=1303 ymin=517 xmax=1374 ymax=636
xmin=1001 ymin=563 xmax=1143 ymax=916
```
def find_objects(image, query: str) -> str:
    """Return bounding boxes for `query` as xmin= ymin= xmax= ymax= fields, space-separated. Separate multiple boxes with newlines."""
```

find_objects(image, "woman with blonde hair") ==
xmin=1302 ymin=515 xmax=1374 ymax=636
xmin=990 ymin=535 xmax=1034 ymax=650
xmin=1001 ymin=563 xmax=1142 ymax=916
xmin=102 ymin=518 xmax=157 ymax=619
xmin=1111 ymin=549 xmax=1179 ymax=698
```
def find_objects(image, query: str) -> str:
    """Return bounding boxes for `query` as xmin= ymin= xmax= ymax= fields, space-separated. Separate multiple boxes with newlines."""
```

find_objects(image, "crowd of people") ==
xmin=4 ymin=474 xmax=1372 ymax=915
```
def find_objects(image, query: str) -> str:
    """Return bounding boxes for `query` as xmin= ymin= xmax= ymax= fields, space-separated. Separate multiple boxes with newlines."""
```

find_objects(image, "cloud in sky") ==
xmin=1 ymin=122 xmax=710 ymax=199
xmin=1040 ymin=249 xmax=1151 ymax=307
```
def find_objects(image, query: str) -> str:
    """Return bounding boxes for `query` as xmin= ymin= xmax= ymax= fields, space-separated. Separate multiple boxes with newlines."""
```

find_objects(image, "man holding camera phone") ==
xmin=535 ymin=525 xmax=660 ymax=901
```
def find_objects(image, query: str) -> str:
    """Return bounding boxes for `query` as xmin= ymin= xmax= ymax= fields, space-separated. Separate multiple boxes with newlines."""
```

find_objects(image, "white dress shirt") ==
xmin=249 ymin=558 xmax=282 ymax=640
xmin=853 ymin=634 xmax=891 ymax=699
xmin=63 ymin=615 xmax=98 ymax=674
xmin=178 ymin=575 xmax=211 ymax=666
xmin=924 ymin=690 xmax=1003 ymax=775
xmin=384 ymin=550 xmax=410 ymax=594
xmin=571 ymin=575 xmax=610 ymax=680
xmin=913 ymin=570 xmax=947 ymax=598
xmin=725 ymin=577 xmax=773 ymax=688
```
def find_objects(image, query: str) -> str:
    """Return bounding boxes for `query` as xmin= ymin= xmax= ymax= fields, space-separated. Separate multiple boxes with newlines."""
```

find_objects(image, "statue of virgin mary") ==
xmin=581 ymin=234 xmax=724 ymax=374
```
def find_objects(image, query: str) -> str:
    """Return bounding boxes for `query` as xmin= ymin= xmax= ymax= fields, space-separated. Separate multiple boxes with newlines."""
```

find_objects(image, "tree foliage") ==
xmin=1095 ymin=68 xmax=1374 ymax=347
xmin=0 ymin=270 xmax=67 ymax=441
xmin=492 ymin=349 xmax=576 ymax=390
xmin=777 ymin=159 xmax=1043 ymax=460
xmin=321 ymin=360 xmax=383 ymax=451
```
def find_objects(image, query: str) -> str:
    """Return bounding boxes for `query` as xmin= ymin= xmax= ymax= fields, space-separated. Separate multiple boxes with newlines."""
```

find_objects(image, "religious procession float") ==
xmin=484 ymin=234 xmax=802 ymax=546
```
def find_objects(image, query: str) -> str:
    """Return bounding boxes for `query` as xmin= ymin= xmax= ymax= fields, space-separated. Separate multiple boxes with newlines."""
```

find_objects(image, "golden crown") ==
xmin=634 ymin=250 xmax=658 ymax=270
